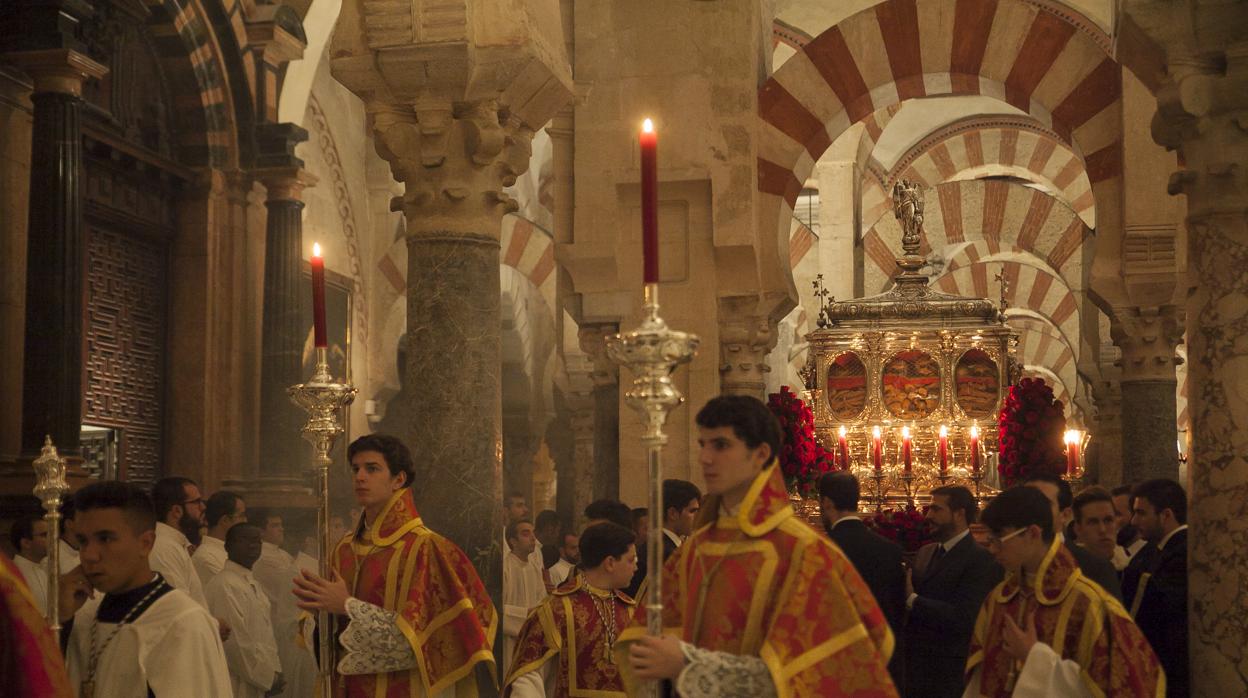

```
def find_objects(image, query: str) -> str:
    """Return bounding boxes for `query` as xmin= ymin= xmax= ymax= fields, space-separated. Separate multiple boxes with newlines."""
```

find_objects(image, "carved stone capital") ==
xmin=576 ymin=323 xmax=620 ymax=388
xmin=2 ymin=49 xmax=106 ymax=97
xmin=718 ymin=297 xmax=778 ymax=397
xmin=1111 ymin=305 xmax=1184 ymax=382
xmin=372 ymin=100 xmax=536 ymax=238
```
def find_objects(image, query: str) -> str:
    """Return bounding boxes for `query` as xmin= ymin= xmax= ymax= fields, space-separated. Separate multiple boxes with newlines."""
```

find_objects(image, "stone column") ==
xmin=1148 ymin=42 xmax=1248 ymax=697
xmin=578 ymin=324 xmax=619 ymax=501
xmin=568 ymin=397 xmax=596 ymax=526
xmin=250 ymin=124 xmax=318 ymax=505
xmin=1110 ymin=305 xmax=1183 ymax=482
xmin=5 ymin=49 xmax=106 ymax=459
xmin=719 ymin=296 xmax=778 ymax=398
xmin=1089 ymin=380 xmax=1124 ymax=486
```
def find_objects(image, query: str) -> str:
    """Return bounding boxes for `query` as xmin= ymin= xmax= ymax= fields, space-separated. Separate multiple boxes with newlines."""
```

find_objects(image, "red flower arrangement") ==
xmin=767 ymin=386 xmax=836 ymax=497
xmin=862 ymin=506 xmax=934 ymax=553
xmin=997 ymin=377 xmax=1067 ymax=487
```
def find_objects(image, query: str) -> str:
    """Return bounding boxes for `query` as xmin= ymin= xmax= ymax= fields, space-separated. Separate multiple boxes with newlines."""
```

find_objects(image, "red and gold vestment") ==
xmin=0 ymin=551 xmax=72 ymax=695
xmin=333 ymin=489 xmax=497 ymax=697
xmin=966 ymin=538 xmax=1164 ymax=697
xmin=503 ymin=573 xmax=635 ymax=697
xmin=618 ymin=463 xmax=898 ymax=697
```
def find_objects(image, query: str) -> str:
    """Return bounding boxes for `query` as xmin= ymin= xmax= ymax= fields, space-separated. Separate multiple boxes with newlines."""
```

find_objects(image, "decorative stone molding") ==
xmin=576 ymin=323 xmax=620 ymax=389
xmin=718 ymin=297 xmax=778 ymax=397
xmin=1110 ymin=305 xmax=1184 ymax=382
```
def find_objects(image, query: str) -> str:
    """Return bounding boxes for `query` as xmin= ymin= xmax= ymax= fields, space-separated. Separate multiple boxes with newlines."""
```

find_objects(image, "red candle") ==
xmin=311 ymin=243 xmax=327 ymax=348
xmin=938 ymin=425 xmax=949 ymax=474
xmin=901 ymin=426 xmax=913 ymax=474
xmin=640 ymin=118 xmax=659 ymax=284
xmin=1064 ymin=430 xmax=1080 ymax=477
xmin=871 ymin=426 xmax=883 ymax=472
xmin=837 ymin=426 xmax=849 ymax=470
xmin=969 ymin=425 xmax=980 ymax=474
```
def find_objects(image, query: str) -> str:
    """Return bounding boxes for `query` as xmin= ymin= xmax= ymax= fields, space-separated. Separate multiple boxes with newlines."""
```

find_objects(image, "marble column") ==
xmin=1111 ymin=306 xmax=1183 ymax=482
xmin=568 ymin=397 xmax=596 ymax=527
xmin=251 ymin=127 xmax=318 ymax=504
xmin=1090 ymin=380 xmax=1124 ymax=486
xmin=5 ymin=49 xmax=106 ymax=459
xmin=718 ymin=296 xmax=778 ymax=398
xmin=1150 ymin=46 xmax=1248 ymax=697
xmin=578 ymin=324 xmax=619 ymax=501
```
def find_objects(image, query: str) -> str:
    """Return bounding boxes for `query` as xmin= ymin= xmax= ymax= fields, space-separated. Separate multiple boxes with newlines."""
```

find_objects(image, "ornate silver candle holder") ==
xmin=32 ymin=436 xmax=70 ymax=631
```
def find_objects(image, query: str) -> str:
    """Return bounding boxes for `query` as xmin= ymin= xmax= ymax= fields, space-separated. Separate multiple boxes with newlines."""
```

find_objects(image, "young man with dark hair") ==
xmin=1071 ymin=486 xmax=1127 ymax=569
xmin=620 ymin=395 xmax=896 ymax=696
xmin=535 ymin=509 xmax=563 ymax=569
xmin=505 ymin=522 xmax=639 ymax=697
xmin=624 ymin=478 xmax=702 ymax=599
xmin=192 ymin=490 xmax=246 ymax=587
xmin=1130 ymin=478 xmax=1189 ymax=697
xmin=62 ymin=480 xmax=231 ymax=696
xmin=148 ymin=476 xmax=209 ymax=608
xmin=248 ymin=506 xmax=314 ymax=697
xmin=818 ymin=471 xmax=905 ymax=683
xmin=293 ymin=432 xmax=496 ymax=696
xmin=504 ymin=519 xmax=548 ymax=670
xmin=10 ymin=514 xmax=50 ymax=615
xmin=630 ymin=507 xmax=649 ymax=544
xmin=584 ymin=499 xmax=634 ymax=530
xmin=549 ymin=531 xmax=580 ymax=587
xmin=205 ymin=523 xmax=283 ymax=698
xmin=964 ymin=486 xmax=1161 ymax=697
xmin=1111 ymin=484 xmax=1145 ymax=555
xmin=1023 ymin=473 xmax=1122 ymax=601
xmin=904 ymin=484 xmax=1001 ymax=698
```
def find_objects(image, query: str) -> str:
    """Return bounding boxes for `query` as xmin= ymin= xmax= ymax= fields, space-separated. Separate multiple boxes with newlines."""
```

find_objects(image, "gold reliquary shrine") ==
xmin=803 ymin=181 xmax=1019 ymax=506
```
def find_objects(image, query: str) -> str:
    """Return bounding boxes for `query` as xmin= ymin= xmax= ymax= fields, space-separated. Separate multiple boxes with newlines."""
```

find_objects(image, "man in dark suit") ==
xmin=1130 ymin=478 xmax=1189 ymax=698
xmin=902 ymin=485 xmax=1001 ymax=698
xmin=819 ymin=472 xmax=905 ymax=685
xmin=623 ymin=479 xmax=701 ymax=599
xmin=1024 ymin=473 xmax=1123 ymax=601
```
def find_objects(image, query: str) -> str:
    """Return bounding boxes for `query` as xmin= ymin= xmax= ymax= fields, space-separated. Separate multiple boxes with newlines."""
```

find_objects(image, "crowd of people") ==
xmin=2 ymin=393 xmax=1191 ymax=697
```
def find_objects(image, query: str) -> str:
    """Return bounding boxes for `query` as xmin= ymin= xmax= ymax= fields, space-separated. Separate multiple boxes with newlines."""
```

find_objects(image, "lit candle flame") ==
xmin=970 ymin=424 xmax=980 ymax=439
xmin=872 ymin=425 xmax=881 ymax=439
xmin=1064 ymin=429 xmax=1080 ymax=446
xmin=902 ymin=426 xmax=911 ymax=439
xmin=312 ymin=242 xmax=322 ymax=258
xmin=839 ymin=425 xmax=847 ymax=437
xmin=642 ymin=118 xmax=654 ymax=133
xmin=939 ymin=424 xmax=948 ymax=438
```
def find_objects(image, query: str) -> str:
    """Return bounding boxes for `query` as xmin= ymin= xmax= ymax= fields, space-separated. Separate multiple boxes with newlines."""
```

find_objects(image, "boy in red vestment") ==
xmin=504 ymin=521 xmax=638 ymax=697
xmin=620 ymin=395 xmax=898 ymax=698
xmin=293 ymin=433 xmax=497 ymax=697
xmin=0 ymin=550 xmax=73 ymax=696
xmin=964 ymin=486 xmax=1164 ymax=697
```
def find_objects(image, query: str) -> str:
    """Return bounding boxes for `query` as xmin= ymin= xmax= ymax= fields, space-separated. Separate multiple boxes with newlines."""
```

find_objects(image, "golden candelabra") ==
xmin=31 ymin=436 xmax=70 ymax=632
xmin=606 ymin=283 xmax=699 ymax=698
xmin=288 ymin=347 xmax=357 ymax=698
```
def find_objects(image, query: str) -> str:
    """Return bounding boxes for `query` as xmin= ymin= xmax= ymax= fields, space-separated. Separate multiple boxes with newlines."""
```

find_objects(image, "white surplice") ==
xmin=962 ymin=643 xmax=1093 ymax=698
xmin=293 ymin=551 xmax=317 ymax=575
xmin=13 ymin=554 xmax=48 ymax=616
xmin=59 ymin=538 xmax=81 ymax=574
xmin=503 ymin=551 xmax=548 ymax=671
xmin=150 ymin=522 xmax=208 ymax=607
xmin=192 ymin=535 xmax=228 ymax=587
xmin=205 ymin=560 xmax=281 ymax=698
xmin=65 ymin=585 xmax=232 ymax=697
xmin=251 ymin=541 xmax=315 ymax=697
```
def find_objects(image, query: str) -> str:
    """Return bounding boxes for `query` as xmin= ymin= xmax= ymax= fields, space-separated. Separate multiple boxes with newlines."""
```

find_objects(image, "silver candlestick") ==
xmin=606 ymin=283 xmax=699 ymax=698
xmin=32 ymin=436 xmax=70 ymax=632
xmin=288 ymin=347 xmax=357 ymax=698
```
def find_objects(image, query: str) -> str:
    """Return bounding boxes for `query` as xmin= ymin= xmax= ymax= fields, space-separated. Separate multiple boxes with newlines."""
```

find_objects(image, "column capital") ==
xmin=1111 ymin=305 xmax=1184 ymax=382
xmin=718 ymin=296 xmax=778 ymax=397
xmin=255 ymin=167 xmax=318 ymax=203
xmin=2 ymin=48 xmax=106 ymax=97
xmin=576 ymin=323 xmax=620 ymax=388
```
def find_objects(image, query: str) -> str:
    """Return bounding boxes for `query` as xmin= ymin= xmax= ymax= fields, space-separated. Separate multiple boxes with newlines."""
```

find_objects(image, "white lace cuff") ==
xmin=337 ymin=597 xmax=417 ymax=675
xmin=674 ymin=641 xmax=778 ymax=698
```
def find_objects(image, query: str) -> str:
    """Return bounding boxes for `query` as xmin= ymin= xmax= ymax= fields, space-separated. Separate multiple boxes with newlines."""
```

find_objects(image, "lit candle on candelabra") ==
xmin=872 ymin=426 xmax=883 ymax=472
xmin=838 ymin=425 xmax=849 ymax=470
xmin=969 ymin=424 xmax=980 ymax=474
xmin=1064 ymin=429 xmax=1081 ymax=477
xmin=938 ymin=424 xmax=949 ymax=474
xmin=901 ymin=425 xmax=912 ymax=474
xmin=640 ymin=118 xmax=659 ymax=284
xmin=311 ymin=243 xmax=327 ymax=348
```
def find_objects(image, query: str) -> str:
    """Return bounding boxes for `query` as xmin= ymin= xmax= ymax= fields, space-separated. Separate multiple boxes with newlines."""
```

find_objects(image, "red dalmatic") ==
xmin=0 ymin=551 xmax=72 ymax=695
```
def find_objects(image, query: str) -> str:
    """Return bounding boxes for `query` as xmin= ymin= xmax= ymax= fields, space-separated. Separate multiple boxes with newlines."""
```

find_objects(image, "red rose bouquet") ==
xmin=767 ymin=386 xmax=835 ymax=497
xmin=997 ymin=377 xmax=1067 ymax=486
xmin=863 ymin=506 xmax=934 ymax=553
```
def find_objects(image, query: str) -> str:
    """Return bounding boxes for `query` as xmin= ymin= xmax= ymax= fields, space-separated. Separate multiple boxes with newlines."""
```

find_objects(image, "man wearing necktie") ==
xmin=902 ymin=486 xmax=1002 ymax=698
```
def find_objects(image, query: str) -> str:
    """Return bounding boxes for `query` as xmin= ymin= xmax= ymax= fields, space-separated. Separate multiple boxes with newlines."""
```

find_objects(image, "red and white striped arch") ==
xmin=860 ymin=117 xmax=1096 ymax=229
xmin=862 ymin=179 xmax=1089 ymax=292
xmin=758 ymin=0 xmax=1128 ymax=246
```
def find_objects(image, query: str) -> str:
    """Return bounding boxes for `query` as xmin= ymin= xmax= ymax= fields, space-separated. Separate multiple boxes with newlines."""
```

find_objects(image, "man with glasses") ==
xmin=150 ymin=477 xmax=209 ymax=608
xmin=902 ymin=485 xmax=1000 ymax=698
xmin=964 ymin=486 xmax=1161 ymax=697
